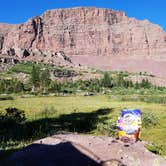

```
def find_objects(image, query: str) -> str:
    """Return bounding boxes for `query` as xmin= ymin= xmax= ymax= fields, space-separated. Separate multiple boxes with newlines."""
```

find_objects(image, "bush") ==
xmin=142 ymin=112 xmax=159 ymax=128
xmin=9 ymin=62 xmax=34 ymax=74
xmin=0 ymin=107 xmax=26 ymax=141
xmin=31 ymin=65 xmax=40 ymax=89
xmin=101 ymin=72 xmax=114 ymax=88
xmin=145 ymin=96 xmax=166 ymax=104
xmin=139 ymin=79 xmax=152 ymax=89
xmin=4 ymin=107 xmax=26 ymax=124
xmin=97 ymin=122 xmax=117 ymax=137
xmin=96 ymin=117 xmax=118 ymax=137
xmin=48 ymin=81 xmax=61 ymax=92
xmin=0 ymin=96 xmax=13 ymax=101
xmin=0 ymin=79 xmax=24 ymax=94
xmin=145 ymin=143 xmax=165 ymax=155
xmin=39 ymin=106 xmax=58 ymax=119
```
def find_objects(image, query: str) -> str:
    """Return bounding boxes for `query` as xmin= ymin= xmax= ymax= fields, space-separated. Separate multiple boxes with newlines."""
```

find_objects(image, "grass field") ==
xmin=0 ymin=94 xmax=166 ymax=159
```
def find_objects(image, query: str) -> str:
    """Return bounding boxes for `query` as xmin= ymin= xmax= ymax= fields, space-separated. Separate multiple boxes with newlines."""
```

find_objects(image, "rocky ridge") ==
xmin=0 ymin=49 xmax=73 ymax=67
xmin=0 ymin=7 xmax=166 ymax=77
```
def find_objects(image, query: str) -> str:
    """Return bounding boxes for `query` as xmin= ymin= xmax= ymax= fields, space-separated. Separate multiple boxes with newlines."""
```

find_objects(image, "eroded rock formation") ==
xmin=0 ymin=7 xmax=166 ymax=76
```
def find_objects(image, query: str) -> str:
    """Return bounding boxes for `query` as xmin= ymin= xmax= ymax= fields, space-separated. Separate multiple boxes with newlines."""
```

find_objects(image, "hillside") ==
xmin=0 ymin=7 xmax=166 ymax=77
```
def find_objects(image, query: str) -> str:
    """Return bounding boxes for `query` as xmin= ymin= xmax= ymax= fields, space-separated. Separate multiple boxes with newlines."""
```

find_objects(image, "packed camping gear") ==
xmin=117 ymin=109 xmax=142 ymax=142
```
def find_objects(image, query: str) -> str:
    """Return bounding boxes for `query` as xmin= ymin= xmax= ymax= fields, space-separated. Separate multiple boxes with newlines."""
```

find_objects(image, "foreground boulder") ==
xmin=6 ymin=134 xmax=166 ymax=166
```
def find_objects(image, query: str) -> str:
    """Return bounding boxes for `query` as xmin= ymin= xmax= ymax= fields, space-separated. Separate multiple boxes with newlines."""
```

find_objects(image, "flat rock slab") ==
xmin=6 ymin=134 xmax=166 ymax=166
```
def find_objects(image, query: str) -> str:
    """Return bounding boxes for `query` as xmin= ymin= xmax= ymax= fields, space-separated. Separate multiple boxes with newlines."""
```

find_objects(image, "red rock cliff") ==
xmin=0 ymin=7 xmax=166 ymax=58
xmin=0 ymin=7 xmax=166 ymax=76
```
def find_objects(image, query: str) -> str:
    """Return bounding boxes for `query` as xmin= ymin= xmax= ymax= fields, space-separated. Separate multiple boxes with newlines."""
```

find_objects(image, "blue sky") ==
xmin=0 ymin=0 xmax=165 ymax=31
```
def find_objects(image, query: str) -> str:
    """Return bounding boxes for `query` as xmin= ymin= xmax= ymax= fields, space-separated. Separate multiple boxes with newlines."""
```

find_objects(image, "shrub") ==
xmin=40 ymin=68 xmax=51 ymax=89
xmin=145 ymin=143 xmax=165 ymax=155
xmin=0 ymin=79 xmax=24 ymax=94
xmin=139 ymin=79 xmax=152 ymax=89
xmin=102 ymin=72 xmax=114 ymax=88
xmin=39 ymin=106 xmax=58 ymax=118
xmin=96 ymin=118 xmax=118 ymax=137
xmin=0 ymin=96 xmax=13 ymax=101
xmin=0 ymin=107 xmax=26 ymax=141
xmin=31 ymin=65 xmax=41 ymax=89
xmin=48 ymin=81 xmax=61 ymax=92
xmin=4 ymin=107 xmax=26 ymax=124
xmin=142 ymin=112 xmax=159 ymax=128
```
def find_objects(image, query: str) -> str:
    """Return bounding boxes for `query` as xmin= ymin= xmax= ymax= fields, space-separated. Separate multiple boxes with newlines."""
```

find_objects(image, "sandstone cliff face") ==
xmin=0 ymin=7 xmax=166 ymax=58
xmin=0 ymin=7 xmax=166 ymax=76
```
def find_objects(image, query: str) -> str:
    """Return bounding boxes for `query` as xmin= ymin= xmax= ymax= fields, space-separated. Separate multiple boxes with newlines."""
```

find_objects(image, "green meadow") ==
xmin=0 ymin=94 xmax=166 ymax=160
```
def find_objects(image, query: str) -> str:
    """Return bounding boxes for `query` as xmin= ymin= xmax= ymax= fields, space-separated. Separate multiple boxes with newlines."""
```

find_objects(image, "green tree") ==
xmin=123 ymin=80 xmax=133 ymax=88
xmin=48 ymin=81 xmax=61 ymax=92
xmin=140 ymin=79 xmax=152 ymax=88
xmin=0 ymin=79 xmax=24 ymax=94
xmin=31 ymin=65 xmax=40 ymax=91
xmin=40 ymin=68 xmax=51 ymax=92
xmin=116 ymin=72 xmax=125 ymax=87
xmin=135 ymin=81 xmax=140 ymax=89
xmin=102 ymin=72 xmax=114 ymax=88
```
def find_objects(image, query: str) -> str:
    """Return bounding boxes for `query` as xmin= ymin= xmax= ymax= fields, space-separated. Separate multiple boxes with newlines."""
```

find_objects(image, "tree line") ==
xmin=0 ymin=66 xmax=158 ymax=94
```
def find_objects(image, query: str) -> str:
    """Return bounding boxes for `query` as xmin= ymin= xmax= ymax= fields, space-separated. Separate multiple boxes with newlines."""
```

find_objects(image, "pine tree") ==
xmin=31 ymin=65 xmax=40 ymax=91
xmin=40 ymin=68 xmax=51 ymax=92
xmin=102 ymin=72 xmax=114 ymax=88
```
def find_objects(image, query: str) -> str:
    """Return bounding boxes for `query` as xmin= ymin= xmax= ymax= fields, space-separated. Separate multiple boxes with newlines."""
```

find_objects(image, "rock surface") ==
xmin=0 ymin=49 xmax=73 ymax=67
xmin=0 ymin=7 xmax=166 ymax=76
xmin=7 ymin=134 xmax=166 ymax=166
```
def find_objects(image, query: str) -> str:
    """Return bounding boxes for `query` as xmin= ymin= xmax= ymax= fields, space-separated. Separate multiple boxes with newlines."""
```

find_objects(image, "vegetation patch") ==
xmin=0 ymin=64 xmax=166 ymax=160
xmin=0 ymin=95 xmax=165 ymax=159
xmin=145 ymin=143 xmax=165 ymax=156
xmin=0 ymin=96 xmax=13 ymax=101
xmin=142 ymin=112 xmax=160 ymax=128
xmin=120 ymin=95 xmax=166 ymax=104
